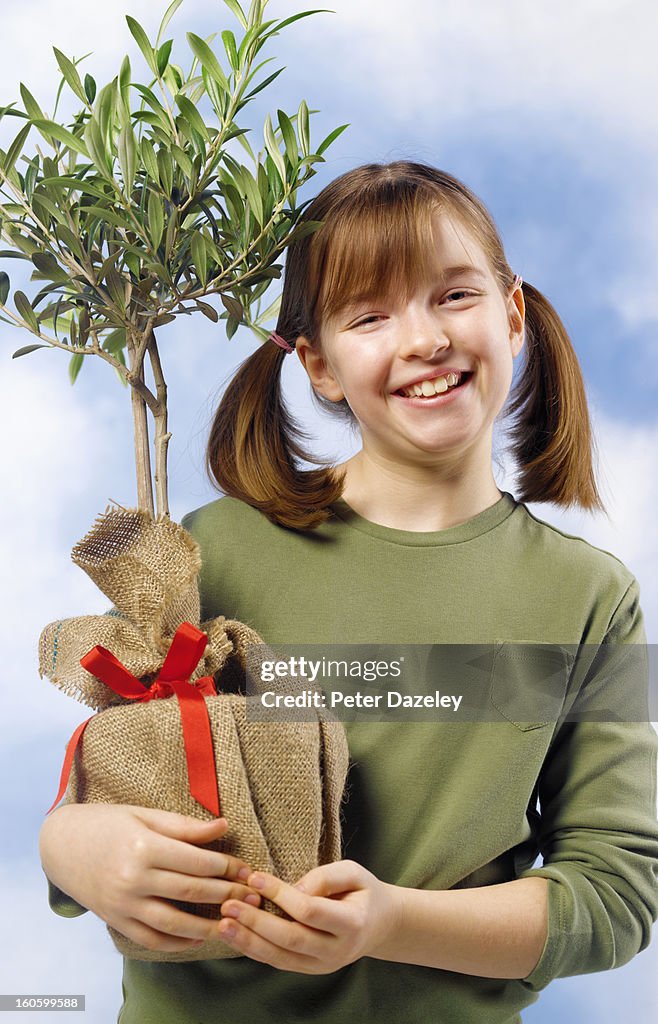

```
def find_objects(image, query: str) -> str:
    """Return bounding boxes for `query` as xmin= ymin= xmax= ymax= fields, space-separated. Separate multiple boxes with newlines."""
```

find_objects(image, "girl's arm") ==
xmin=368 ymin=875 xmax=548 ymax=978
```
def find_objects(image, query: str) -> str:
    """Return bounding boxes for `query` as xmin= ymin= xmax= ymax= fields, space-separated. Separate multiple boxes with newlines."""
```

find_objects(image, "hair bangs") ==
xmin=312 ymin=188 xmax=447 ymax=329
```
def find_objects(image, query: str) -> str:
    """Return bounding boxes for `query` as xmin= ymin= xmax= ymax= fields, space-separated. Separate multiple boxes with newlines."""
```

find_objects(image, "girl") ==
xmin=40 ymin=161 xmax=658 ymax=1024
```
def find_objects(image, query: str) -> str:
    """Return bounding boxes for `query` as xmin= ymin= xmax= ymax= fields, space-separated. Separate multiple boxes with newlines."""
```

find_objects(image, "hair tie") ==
xmin=513 ymin=273 xmax=523 ymax=288
xmin=269 ymin=331 xmax=295 ymax=353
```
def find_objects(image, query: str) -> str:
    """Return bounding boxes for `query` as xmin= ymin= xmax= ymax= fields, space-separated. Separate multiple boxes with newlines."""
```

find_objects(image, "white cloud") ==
xmin=0 ymin=356 xmax=124 ymax=744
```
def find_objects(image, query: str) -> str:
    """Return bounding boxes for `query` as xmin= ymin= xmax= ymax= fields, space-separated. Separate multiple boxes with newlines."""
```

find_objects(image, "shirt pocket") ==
xmin=489 ymin=641 xmax=572 ymax=732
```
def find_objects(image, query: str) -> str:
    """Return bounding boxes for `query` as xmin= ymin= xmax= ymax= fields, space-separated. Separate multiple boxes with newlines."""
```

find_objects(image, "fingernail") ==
xmin=222 ymin=923 xmax=237 ymax=939
xmin=244 ymin=893 xmax=260 ymax=906
xmin=249 ymin=873 xmax=266 ymax=889
xmin=237 ymin=867 xmax=250 ymax=880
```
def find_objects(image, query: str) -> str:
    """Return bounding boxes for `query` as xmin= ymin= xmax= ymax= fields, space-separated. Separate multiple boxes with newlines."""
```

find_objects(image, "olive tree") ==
xmin=0 ymin=0 xmax=347 ymax=516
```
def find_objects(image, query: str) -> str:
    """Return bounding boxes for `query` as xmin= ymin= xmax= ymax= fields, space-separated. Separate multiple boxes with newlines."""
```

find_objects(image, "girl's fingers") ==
xmin=120 ymin=914 xmax=212 ymax=952
xmin=219 ymin=897 xmax=333 ymax=955
xmin=149 ymin=868 xmax=262 ymax=907
xmin=135 ymin=809 xmax=230 ymax=842
xmin=149 ymin=833 xmax=255 ymax=881
xmin=139 ymin=897 xmax=230 ymax=942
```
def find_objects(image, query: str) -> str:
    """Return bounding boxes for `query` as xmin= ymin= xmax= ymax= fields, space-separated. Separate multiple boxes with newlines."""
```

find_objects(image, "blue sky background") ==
xmin=0 ymin=0 xmax=657 ymax=1020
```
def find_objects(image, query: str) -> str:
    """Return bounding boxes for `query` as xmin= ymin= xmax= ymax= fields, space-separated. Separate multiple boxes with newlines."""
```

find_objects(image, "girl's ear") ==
xmin=508 ymin=284 xmax=525 ymax=358
xmin=295 ymin=336 xmax=345 ymax=402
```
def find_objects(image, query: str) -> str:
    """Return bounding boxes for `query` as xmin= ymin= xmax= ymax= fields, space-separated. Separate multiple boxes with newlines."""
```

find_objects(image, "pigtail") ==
xmin=505 ymin=282 xmax=604 ymax=512
xmin=205 ymin=337 xmax=344 ymax=531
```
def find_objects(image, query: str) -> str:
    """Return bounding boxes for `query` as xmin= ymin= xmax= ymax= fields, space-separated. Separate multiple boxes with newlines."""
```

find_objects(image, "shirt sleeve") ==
xmin=47 ymin=880 xmax=88 ymax=918
xmin=519 ymin=576 xmax=658 ymax=990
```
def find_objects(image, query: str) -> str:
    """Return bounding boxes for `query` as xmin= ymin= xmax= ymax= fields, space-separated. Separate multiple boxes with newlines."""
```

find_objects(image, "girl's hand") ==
xmin=39 ymin=803 xmax=261 ymax=953
xmin=217 ymin=859 xmax=401 ymax=974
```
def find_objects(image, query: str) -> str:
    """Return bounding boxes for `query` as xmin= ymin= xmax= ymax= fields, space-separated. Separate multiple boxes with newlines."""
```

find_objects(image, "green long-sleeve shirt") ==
xmin=50 ymin=491 xmax=658 ymax=1023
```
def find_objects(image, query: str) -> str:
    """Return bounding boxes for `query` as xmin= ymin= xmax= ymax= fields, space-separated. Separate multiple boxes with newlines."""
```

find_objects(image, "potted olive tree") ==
xmin=1 ymin=0 xmax=350 ymax=963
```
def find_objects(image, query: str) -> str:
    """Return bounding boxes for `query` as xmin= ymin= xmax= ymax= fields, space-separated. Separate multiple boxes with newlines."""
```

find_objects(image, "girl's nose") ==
xmin=396 ymin=312 xmax=450 ymax=360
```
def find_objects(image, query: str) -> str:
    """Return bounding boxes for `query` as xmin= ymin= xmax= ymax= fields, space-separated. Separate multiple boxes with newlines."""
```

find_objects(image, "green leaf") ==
xmin=223 ymin=0 xmax=248 ymax=29
xmin=196 ymin=299 xmax=218 ymax=322
xmin=12 ymin=343 xmax=49 ymax=358
xmin=119 ymin=55 xmax=131 ymax=112
xmin=31 ymin=252 xmax=68 ymax=282
xmin=84 ymin=117 xmax=111 ymax=177
xmin=140 ymin=138 xmax=159 ymax=182
xmin=186 ymin=32 xmax=230 ymax=93
xmin=157 ymin=39 xmax=173 ymax=77
xmin=118 ymin=120 xmax=137 ymax=195
xmin=269 ymin=9 xmax=331 ymax=35
xmin=171 ymin=144 xmax=194 ymax=179
xmin=33 ymin=118 xmax=89 ymax=156
xmin=234 ymin=125 xmax=256 ymax=162
xmin=148 ymin=191 xmax=164 ymax=249
xmin=225 ymin=314 xmax=240 ymax=339
xmin=30 ymin=190 xmax=67 ymax=226
xmin=14 ymin=290 xmax=40 ymax=333
xmin=241 ymin=65 xmax=284 ymax=104
xmin=53 ymin=47 xmax=88 ymax=105
xmin=19 ymin=83 xmax=45 ymax=121
xmin=164 ymin=63 xmax=184 ymax=94
xmin=40 ymin=175 xmax=109 ymax=200
xmin=102 ymin=327 xmax=126 ymax=354
xmin=2 ymin=121 xmax=32 ymax=175
xmin=221 ymin=29 xmax=239 ymax=70
xmin=131 ymin=84 xmax=171 ymax=133
xmin=69 ymin=351 xmax=84 ymax=385
xmin=255 ymin=292 xmax=282 ymax=326
xmin=126 ymin=15 xmax=158 ymax=75
xmin=124 ymin=251 xmax=141 ymax=279
xmin=238 ymin=164 xmax=263 ymax=226
xmin=156 ymin=0 xmax=184 ymax=46
xmin=317 ymin=122 xmax=349 ymax=155
xmin=263 ymin=114 xmax=286 ymax=185
xmin=191 ymin=232 xmax=207 ymax=285
xmin=277 ymin=109 xmax=297 ymax=165
xmin=80 ymin=206 xmax=127 ymax=231
xmin=176 ymin=93 xmax=210 ymax=142
xmin=286 ymin=218 xmax=324 ymax=243
xmin=0 ymin=271 xmax=9 ymax=304
xmin=298 ymin=99 xmax=310 ymax=157
xmin=84 ymin=74 xmax=97 ymax=104
xmin=54 ymin=224 xmax=86 ymax=261
xmin=105 ymin=268 xmax=128 ymax=310
xmin=220 ymin=293 xmax=245 ymax=321
xmin=157 ymin=148 xmax=173 ymax=195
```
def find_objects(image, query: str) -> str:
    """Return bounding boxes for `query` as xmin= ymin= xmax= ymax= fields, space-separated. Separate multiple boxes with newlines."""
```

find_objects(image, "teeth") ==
xmin=401 ymin=372 xmax=462 ymax=399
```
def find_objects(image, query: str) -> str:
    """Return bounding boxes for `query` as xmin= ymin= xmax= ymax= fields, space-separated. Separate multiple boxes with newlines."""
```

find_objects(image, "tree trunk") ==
xmin=148 ymin=332 xmax=171 ymax=518
xmin=127 ymin=334 xmax=155 ymax=515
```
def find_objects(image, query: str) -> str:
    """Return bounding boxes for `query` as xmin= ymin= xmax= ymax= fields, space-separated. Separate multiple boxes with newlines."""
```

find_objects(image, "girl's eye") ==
xmin=352 ymin=315 xmax=382 ymax=327
xmin=444 ymin=289 xmax=474 ymax=303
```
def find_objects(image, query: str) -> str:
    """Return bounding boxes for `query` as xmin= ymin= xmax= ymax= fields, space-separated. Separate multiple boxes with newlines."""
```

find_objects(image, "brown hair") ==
xmin=206 ymin=161 xmax=604 ymax=529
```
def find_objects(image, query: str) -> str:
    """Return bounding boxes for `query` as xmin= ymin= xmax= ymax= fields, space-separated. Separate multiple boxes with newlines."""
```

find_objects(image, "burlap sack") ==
xmin=39 ymin=506 xmax=350 ymax=962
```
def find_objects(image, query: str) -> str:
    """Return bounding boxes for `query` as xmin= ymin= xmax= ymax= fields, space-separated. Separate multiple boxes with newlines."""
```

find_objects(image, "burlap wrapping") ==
xmin=38 ymin=506 xmax=350 ymax=962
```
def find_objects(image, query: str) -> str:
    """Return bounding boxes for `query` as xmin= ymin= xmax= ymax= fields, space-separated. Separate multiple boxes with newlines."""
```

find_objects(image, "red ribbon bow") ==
xmin=48 ymin=621 xmax=221 ymax=817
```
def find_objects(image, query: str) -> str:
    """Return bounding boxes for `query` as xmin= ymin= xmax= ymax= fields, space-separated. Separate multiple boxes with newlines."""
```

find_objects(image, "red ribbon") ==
xmin=48 ymin=621 xmax=221 ymax=817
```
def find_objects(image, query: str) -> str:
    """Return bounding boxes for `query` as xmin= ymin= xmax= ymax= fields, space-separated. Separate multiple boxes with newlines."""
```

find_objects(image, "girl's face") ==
xmin=296 ymin=212 xmax=525 ymax=475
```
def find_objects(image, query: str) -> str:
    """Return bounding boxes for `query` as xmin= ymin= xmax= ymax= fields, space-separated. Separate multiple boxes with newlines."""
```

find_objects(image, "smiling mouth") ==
xmin=394 ymin=371 xmax=473 ymax=399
